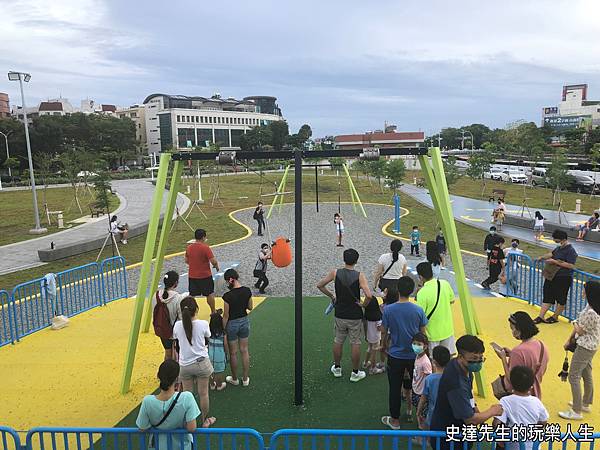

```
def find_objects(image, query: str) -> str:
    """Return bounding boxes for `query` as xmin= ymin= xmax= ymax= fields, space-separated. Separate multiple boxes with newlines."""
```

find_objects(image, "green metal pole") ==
xmin=343 ymin=163 xmax=367 ymax=218
xmin=418 ymin=155 xmax=445 ymax=233
xmin=268 ymin=165 xmax=289 ymax=219
xmin=120 ymin=152 xmax=171 ymax=394
xmin=345 ymin=164 xmax=358 ymax=213
xmin=278 ymin=165 xmax=290 ymax=213
xmin=141 ymin=160 xmax=184 ymax=333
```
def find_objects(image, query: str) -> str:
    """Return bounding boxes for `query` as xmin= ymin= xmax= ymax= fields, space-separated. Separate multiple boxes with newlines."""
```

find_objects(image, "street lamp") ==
xmin=0 ymin=130 xmax=13 ymax=177
xmin=461 ymin=130 xmax=475 ymax=151
xmin=8 ymin=71 xmax=47 ymax=234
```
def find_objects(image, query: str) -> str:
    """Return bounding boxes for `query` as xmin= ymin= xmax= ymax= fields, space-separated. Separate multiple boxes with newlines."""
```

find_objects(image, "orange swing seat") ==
xmin=271 ymin=236 xmax=292 ymax=268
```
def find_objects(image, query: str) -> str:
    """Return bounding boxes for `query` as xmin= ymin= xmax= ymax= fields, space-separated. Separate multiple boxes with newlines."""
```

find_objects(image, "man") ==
xmin=253 ymin=202 xmax=266 ymax=236
xmin=380 ymin=276 xmax=428 ymax=430
xmin=534 ymin=229 xmax=577 ymax=324
xmin=483 ymin=226 xmax=498 ymax=258
xmin=317 ymin=248 xmax=373 ymax=383
xmin=481 ymin=237 xmax=505 ymax=291
xmin=430 ymin=335 xmax=503 ymax=450
xmin=186 ymin=228 xmax=220 ymax=313
xmin=415 ymin=262 xmax=456 ymax=354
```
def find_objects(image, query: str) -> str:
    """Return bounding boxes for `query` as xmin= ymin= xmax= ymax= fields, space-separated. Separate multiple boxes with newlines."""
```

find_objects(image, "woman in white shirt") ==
xmin=373 ymin=239 xmax=408 ymax=292
xmin=172 ymin=296 xmax=216 ymax=427
xmin=559 ymin=281 xmax=600 ymax=420
xmin=533 ymin=211 xmax=545 ymax=241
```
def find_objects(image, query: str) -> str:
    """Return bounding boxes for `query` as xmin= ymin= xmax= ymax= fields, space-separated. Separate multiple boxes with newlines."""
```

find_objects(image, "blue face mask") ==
xmin=412 ymin=344 xmax=424 ymax=355
xmin=466 ymin=361 xmax=483 ymax=373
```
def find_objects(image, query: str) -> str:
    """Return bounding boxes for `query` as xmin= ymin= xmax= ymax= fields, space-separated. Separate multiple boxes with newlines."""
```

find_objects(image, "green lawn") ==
xmin=0 ymin=186 xmax=118 ymax=246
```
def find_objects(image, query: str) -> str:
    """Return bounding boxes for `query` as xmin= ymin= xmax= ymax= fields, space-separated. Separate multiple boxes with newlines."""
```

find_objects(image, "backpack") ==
xmin=153 ymin=291 xmax=173 ymax=339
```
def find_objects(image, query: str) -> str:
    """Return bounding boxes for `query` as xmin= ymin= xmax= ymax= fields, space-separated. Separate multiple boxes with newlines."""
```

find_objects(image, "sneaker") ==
xmin=568 ymin=402 xmax=591 ymax=413
xmin=122 ymin=239 xmax=128 ymax=244
xmin=242 ymin=377 xmax=250 ymax=387
xmin=324 ymin=301 xmax=335 ymax=316
xmin=375 ymin=362 xmax=386 ymax=372
xmin=330 ymin=365 xmax=342 ymax=378
xmin=350 ymin=370 xmax=366 ymax=382
xmin=216 ymin=382 xmax=227 ymax=391
xmin=558 ymin=409 xmax=583 ymax=420
xmin=369 ymin=367 xmax=385 ymax=375
xmin=258 ymin=289 xmax=266 ymax=294
xmin=225 ymin=376 xmax=240 ymax=386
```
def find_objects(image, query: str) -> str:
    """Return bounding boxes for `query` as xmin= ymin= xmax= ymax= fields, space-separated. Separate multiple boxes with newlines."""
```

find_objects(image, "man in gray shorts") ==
xmin=317 ymin=248 xmax=373 ymax=382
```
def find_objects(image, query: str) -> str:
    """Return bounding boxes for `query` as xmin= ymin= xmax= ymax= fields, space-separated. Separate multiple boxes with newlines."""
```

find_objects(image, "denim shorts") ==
xmin=226 ymin=316 xmax=250 ymax=341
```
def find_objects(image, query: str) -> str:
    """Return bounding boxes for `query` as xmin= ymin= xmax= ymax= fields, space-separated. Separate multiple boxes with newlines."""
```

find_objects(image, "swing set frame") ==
xmin=120 ymin=147 xmax=485 ymax=405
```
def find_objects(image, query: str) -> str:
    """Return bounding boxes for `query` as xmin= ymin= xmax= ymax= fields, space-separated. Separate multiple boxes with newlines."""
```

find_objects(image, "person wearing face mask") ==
xmin=222 ymin=269 xmax=253 ymax=386
xmin=484 ymin=226 xmax=498 ymax=259
xmin=430 ymin=335 xmax=503 ymax=450
xmin=492 ymin=312 xmax=549 ymax=399
xmin=534 ymin=229 xmax=578 ymax=324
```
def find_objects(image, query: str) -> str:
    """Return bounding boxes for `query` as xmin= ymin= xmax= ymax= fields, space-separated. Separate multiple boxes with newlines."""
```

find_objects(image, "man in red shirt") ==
xmin=186 ymin=229 xmax=220 ymax=313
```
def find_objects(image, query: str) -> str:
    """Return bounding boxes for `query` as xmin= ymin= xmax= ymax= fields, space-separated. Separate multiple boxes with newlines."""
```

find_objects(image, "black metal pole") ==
xmin=315 ymin=164 xmax=319 ymax=213
xmin=294 ymin=149 xmax=303 ymax=406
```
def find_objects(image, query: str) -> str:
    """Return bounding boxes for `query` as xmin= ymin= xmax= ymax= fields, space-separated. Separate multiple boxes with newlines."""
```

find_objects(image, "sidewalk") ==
xmin=0 ymin=179 xmax=190 ymax=276
xmin=400 ymin=183 xmax=600 ymax=261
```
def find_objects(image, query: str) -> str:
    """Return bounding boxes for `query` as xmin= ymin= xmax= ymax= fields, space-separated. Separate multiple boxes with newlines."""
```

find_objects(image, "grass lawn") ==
xmin=0 ymin=185 xmax=118 ymax=246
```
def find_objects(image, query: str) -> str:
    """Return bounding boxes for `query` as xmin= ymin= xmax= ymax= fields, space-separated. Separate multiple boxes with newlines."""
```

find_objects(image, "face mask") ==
xmin=490 ymin=231 xmax=496 ymax=235
xmin=412 ymin=344 xmax=424 ymax=354
xmin=554 ymin=240 xmax=561 ymax=245
xmin=511 ymin=243 xmax=518 ymax=248
xmin=466 ymin=361 xmax=483 ymax=373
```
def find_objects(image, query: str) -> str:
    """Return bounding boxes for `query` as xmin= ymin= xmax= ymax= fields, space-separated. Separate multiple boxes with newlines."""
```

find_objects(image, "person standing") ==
xmin=559 ymin=281 xmax=600 ymax=420
xmin=410 ymin=226 xmax=421 ymax=256
xmin=317 ymin=248 xmax=373 ymax=382
xmin=153 ymin=271 xmax=187 ymax=361
xmin=416 ymin=262 xmax=456 ymax=354
xmin=373 ymin=239 xmax=408 ymax=292
xmin=186 ymin=229 xmax=220 ymax=314
xmin=484 ymin=226 xmax=498 ymax=259
xmin=481 ymin=237 xmax=505 ymax=291
xmin=253 ymin=202 xmax=266 ymax=236
xmin=504 ymin=239 xmax=523 ymax=296
xmin=425 ymin=241 xmax=444 ymax=279
xmin=534 ymin=230 xmax=577 ymax=324
xmin=435 ymin=229 xmax=446 ymax=259
xmin=334 ymin=213 xmax=344 ymax=247
xmin=253 ymin=243 xmax=271 ymax=294
xmin=380 ymin=276 xmax=428 ymax=430
xmin=533 ymin=211 xmax=545 ymax=241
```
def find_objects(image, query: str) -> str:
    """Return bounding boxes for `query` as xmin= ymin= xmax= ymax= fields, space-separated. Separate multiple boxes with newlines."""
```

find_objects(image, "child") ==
xmin=493 ymin=366 xmax=549 ymax=450
xmin=435 ymin=229 xmax=446 ymax=258
xmin=503 ymin=239 xmax=523 ymax=295
xmin=410 ymin=225 xmax=421 ymax=256
xmin=334 ymin=213 xmax=344 ymax=247
xmin=482 ymin=236 xmax=505 ymax=290
xmin=253 ymin=243 xmax=271 ymax=294
xmin=425 ymin=241 xmax=444 ymax=279
xmin=417 ymin=345 xmax=451 ymax=430
xmin=154 ymin=271 xmax=188 ymax=361
xmin=411 ymin=332 xmax=432 ymax=425
xmin=208 ymin=311 xmax=227 ymax=391
xmin=534 ymin=211 xmax=545 ymax=241
xmin=363 ymin=295 xmax=384 ymax=375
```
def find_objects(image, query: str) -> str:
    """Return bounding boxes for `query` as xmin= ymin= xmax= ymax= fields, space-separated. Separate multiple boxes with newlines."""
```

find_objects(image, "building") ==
xmin=117 ymin=105 xmax=147 ymax=155
xmin=143 ymin=93 xmax=284 ymax=155
xmin=542 ymin=84 xmax=600 ymax=130
xmin=12 ymin=97 xmax=119 ymax=122
xmin=334 ymin=131 xmax=425 ymax=150
xmin=0 ymin=93 xmax=10 ymax=118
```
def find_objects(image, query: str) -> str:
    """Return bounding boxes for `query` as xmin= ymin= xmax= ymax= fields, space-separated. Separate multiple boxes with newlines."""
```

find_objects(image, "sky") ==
xmin=1 ymin=0 xmax=599 ymax=137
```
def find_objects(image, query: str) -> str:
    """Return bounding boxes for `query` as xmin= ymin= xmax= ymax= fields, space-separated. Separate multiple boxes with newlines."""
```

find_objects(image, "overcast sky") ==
xmin=1 ymin=0 xmax=599 ymax=137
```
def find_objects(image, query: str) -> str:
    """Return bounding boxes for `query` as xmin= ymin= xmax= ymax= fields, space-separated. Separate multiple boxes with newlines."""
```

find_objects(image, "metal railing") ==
xmin=0 ymin=426 xmax=21 ymax=450
xmin=506 ymin=253 xmax=600 ymax=321
xmin=0 ymin=256 xmax=128 ymax=348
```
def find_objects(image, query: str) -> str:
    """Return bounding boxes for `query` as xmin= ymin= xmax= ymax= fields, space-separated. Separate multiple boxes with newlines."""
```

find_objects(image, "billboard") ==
xmin=543 ymin=106 xmax=558 ymax=116
xmin=543 ymin=114 xmax=591 ymax=130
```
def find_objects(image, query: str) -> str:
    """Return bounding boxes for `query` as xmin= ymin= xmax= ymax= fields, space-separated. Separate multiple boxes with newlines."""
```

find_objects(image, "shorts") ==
xmin=334 ymin=318 xmax=364 ymax=345
xmin=429 ymin=335 xmax=457 ymax=355
xmin=226 ymin=316 xmax=250 ymax=341
xmin=378 ymin=278 xmax=398 ymax=292
xmin=189 ymin=276 xmax=214 ymax=297
xmin=534 ymin=225 xmax=544 ymax=232
xmin=366 ymin=321 xmax=382 ymax=344
xmin=179 ymin=357 xmax=214 ymax=380
xmin=543 ymin=276 xmax=572 ymax=306
xmin=411 ymin=392 xmax=428 ymax=417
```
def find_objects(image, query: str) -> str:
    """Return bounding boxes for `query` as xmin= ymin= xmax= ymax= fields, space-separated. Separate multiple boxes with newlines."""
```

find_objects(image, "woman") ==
xmin=576 ymin=212 xmax=600 ymax=241
xmin=492 ymin=199 xmax=506 ymax=230
xmin=425 ymin=241 xmax=444 ymax=279
xmin=154 ymin=271 xmax=187 ymax=360
xmin=110 ymin=215 xmax=129 ymax=244
xmin=223 ymin=268 xmax=253 ymax=386
xmin=492 ymin=311 xmax=549 ymax=399
xmin=136 ymin=359 xmax=201 ymax=450
xmin=253 ymin=202 xmax=266 ymax=236
xmin=172 ymin=297 xmax=216 ymax=427
xmin=559 ymin=281 xmax=600 ymax=420
xmin=373 ymin=239 xmax=408 ymax=292
xmin=533 ymin=211 xmax=545 ymax=241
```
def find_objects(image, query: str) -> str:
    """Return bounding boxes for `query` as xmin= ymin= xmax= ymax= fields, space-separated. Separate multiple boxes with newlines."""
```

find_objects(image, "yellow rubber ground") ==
xmin=0 ymin=295 xmax=265 ymax=431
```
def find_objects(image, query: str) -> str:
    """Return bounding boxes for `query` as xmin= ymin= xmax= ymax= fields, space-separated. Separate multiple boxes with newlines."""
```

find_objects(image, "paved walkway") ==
xmin=0 ymin=179 xmax=190 ymax=276
xmin=400 ymin=184 xmax=600 ymax=261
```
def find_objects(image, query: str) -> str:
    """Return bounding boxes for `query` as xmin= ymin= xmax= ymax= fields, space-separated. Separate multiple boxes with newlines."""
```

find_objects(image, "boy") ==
xmin=503 ymin=239 xmax=523 ymax=296
xmin=493 ymin=366 xmax=549 ymax=450
xmin=253 ymin=243 xmax=271 ymax=294
xmin=435 ymin=229 xmax=446 ymax=257
xmin=410 ymin=226 xmax=421 ymax=257
xmin=481 ymin=237 xmax=505 ymax=290
xmin=417 ymin=345 xmax=451 ymax=430
xmin=484 ymin=226 xmax=498 ymax=259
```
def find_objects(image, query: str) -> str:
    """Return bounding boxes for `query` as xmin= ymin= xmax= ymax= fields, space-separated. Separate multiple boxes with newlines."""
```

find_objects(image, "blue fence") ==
xmin=506 ymin=253 xmax=600 ymax=321
xmin=0 ymin=426 xmax=21 ymax=450
xmin=0 ymin=256 xmax=128 ymax=348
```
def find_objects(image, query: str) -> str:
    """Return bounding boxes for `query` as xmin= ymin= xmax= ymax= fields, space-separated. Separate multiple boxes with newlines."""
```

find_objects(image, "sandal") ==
xmin=545 ymin=316 xmax=559 ymax=324
xmin=202 ymin=417 xmax=217 ymax=428
xmin=532 ymin=317 xmax=546 ymax=324
xmin=381 ymin=416 xmax=401 ymax=430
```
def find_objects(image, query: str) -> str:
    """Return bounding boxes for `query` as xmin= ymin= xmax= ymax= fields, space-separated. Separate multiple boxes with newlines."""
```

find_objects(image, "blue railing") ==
xmin=506 ymin=253 xmax=600 ymax=321
xmin=0 ymin=426 xmax=21 ymax=450
xmin=0 ymin=256 xmax=128 ymax=348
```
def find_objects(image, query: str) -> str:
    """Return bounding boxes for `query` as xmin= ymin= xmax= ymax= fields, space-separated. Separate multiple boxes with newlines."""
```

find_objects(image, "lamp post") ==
xmin=0 ymin=130 xmax=12 ymax=177
xmin=8 ymin=71 xmax=47 ymax=234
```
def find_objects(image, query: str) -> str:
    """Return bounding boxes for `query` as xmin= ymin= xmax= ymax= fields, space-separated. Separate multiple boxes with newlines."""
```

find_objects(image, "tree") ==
xmin=93 ymin=172 xmax=112 ymax=212
xmin=269 ymin=121 xmax=289 ymax=150
xmin=34 ymin=153 xmax=59 ymax=210
xmin=385 ymin=159 xmax=405 ymax=192
xmin=466 ymin=147 xmax=494 ymax=195
xmin=298 ymin=124 xmax=312 ymax=141
xmin=3 ymin=157 xmax=20 ymax=180
xmin=368 ymin=160 xmax=388 ymax=193
xmin=443 ymin=156 xmax=462 ymax=188
xmin=59 ymin=149 xmax=83 ymax=213
xmin=240 ymin=125 xmax=273 ymax=151
xmin=328 ymin=157 xmax=345 ymax=169
xmin=546 ymin=149 xmax=573 ymax=205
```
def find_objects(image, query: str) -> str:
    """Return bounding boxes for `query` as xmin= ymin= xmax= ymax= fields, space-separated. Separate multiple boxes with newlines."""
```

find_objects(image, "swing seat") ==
xmin=271 ymin=237 xmax=292 ymax=268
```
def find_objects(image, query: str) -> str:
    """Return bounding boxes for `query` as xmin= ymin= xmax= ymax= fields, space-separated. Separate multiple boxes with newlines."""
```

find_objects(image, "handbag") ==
xmin=492 ymin=341 xmax=545 ymax=399
xmin=377 ymin=258 xmax=397 ymax=290
xmin=542 ymin=262 xmax=561 ymax=281
xmin=565 ymin=335 xmax=577 ymax=353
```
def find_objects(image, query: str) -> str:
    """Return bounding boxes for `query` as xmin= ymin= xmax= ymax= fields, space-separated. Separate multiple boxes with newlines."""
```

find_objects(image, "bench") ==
xmin=503 ymin=214 xmax=600 ymax=243
xmin=89 ymin=205 xmax=105 ymax=218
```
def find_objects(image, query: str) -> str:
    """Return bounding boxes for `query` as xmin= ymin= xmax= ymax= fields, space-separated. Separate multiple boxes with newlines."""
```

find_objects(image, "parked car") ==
xmin=485 ymin=169 xmax=504 ymax=180
xmin=500 ymin=171 xmax=528 ymax=184
xmin=569 ymin=174 xmax=597 ymax=194
xmin=115 ymin=166 xmax=130 ymax=172
xmin=77 ymin=171 xmax=98 ymax=178
xmin=531 ymin=168 xmax=547 ymax=186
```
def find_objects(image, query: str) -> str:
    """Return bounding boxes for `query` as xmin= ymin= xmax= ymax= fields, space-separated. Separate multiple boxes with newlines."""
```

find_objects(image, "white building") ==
xmin=117 ymin=105 xmax=147 ymax=155
xmin=143 ymin=93 xmax=284 ymax=155
xmin=542 ymin=84 xmax=600 ymax=130
xmin=12 ymin=97 xmax=118 ymax=122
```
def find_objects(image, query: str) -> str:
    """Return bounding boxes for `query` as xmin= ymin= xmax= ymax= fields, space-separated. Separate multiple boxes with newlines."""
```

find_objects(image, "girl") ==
xmin=208 ymin=311 xmax=227 ymax=391
xmin=363 ymin=295 xmax=384 ymax=375
xmin=154 ymin=271 xmax=187 ymax=361
xmin=411 ymin=332 xmax=432 ymax=427
xmin=426 ymin=241 xmax=444 ymax=279
xmin=374 ymin=239 xmax=408 ymax=292
xmin=334 ymin=213 xmax=344 ymax=247
xmin=172 ymin=296 xmax=216 ymax=428
xmin=534 ymin=211 xmax=545 ymax=241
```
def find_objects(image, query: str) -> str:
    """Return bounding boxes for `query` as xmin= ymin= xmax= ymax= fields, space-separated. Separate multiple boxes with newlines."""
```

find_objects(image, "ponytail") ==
xmin=180 ymin=296 xmax=198 ymax=345
xmin=390 ymin=239 xmax=403 ymax=262
xmin=162 ymin=271 xmax=180 ymax=300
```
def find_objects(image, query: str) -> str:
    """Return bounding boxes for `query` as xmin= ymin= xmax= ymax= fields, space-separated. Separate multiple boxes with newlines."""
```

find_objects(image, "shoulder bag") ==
xmin=425 ymin=280 xmax=441 ymax=320
xmin=492 ymin=341 xmax=545 ymax=399
xmin=148 ymin=391 xmax=182 ymax=447
xmin=377 ymin=257 xmax=398 ymax=290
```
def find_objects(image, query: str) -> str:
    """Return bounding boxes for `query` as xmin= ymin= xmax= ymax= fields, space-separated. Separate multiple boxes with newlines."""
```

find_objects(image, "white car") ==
xmin=485 ymin=169 xmax=504 ymax=180
xmin=501 ymin=171 xmax=528 ymax=183
xmin=77 ymin=171 xmax=98 ymax=178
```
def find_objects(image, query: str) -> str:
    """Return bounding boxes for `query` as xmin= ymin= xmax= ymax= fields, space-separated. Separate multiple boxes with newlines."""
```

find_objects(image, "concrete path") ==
xmin=0 ymin=179 xmax=190 ymax=276
xmin=400 ymin=183 xmax=600 ymax=261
